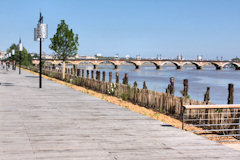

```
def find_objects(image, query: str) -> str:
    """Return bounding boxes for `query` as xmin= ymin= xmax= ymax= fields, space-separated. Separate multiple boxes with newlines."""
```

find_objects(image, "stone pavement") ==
xmin=0 ymin=68 xmax=240 ymax=160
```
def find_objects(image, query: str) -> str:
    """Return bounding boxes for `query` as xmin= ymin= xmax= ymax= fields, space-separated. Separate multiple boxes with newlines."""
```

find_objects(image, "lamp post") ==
xmin=12 ymin=49 xmax=15 ymax=70
xmin=18 ymin=39 xmax=23 ymax=74
xmin=34 ymin=11 xmax=48 ymax=88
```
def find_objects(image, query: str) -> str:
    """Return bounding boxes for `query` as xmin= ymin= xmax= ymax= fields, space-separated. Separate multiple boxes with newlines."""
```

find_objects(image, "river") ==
xmin=68 ymin=63 xmax=240 ymax=104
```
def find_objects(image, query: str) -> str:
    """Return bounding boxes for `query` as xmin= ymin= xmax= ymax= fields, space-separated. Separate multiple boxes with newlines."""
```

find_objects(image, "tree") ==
xmin=6 ymin=44 xmax=32 ymax=66
xmin=49 ymin=20 xmax=79 ymax=79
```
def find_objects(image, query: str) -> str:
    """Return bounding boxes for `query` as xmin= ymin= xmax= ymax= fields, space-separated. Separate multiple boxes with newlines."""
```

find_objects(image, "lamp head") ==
xmin=18 ymin=38 xmax=23 ymax=51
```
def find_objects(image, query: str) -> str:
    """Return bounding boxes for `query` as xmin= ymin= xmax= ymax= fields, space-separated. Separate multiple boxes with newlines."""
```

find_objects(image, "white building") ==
xmin=125 ymin=55 xmax=130 ymax=59
xmin=95 ymin=53 xmax=102 ymax=57
xmin=197 ymin=55 xmax=203 ymax=61
xmin=177 ymin=54 xmax=183 ymax=60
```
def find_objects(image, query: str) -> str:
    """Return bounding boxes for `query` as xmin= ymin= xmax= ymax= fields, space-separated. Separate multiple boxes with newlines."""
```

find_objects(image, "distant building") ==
xmin=95 ymin=53 xmax=102 ymax=57
xmin=43 ymin=54 xmax=53 ymax=59
xmin=125 ymin=55 xmax=130 ymax=59
xmin=197 ymin=55 xmax=203 ymax=61
xmin=78 ymin=55 xmax=96 ymax=59
xmin=114 ymin=53 xmax=119 ymax=59
xmin=136 ymin=54 xmax=141 ymax=60
xmin=177 ymin=54 xmax=183 ymax=60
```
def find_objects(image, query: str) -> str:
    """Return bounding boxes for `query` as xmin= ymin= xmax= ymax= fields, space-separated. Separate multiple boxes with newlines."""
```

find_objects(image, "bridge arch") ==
xmin=97 ymin=61 xmax=118 ymax=69
xmin=141 ymin=61 xmax=160 ymax=69
xmin=222 ymin=62 xmax=240 ymax=70
xmin=181 ymin=62 xmax=202 ymax=70
xmin=160 ymin=61 xmax=182 ymax=70
xmin=202 ymin=62 xmax=222 ymax=70
xmin=120 ymin=61 xmax=140 ymax=69
xmin=75 ymin=61 xmax=98 ymax=69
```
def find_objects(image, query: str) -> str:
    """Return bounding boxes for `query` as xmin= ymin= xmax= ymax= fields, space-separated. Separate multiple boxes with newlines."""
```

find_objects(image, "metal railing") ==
xmin=182 ymin=104 xmax=240 ymax=143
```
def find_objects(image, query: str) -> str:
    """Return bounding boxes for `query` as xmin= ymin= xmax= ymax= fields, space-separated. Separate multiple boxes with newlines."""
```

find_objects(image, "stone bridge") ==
xmin=32 ymin=59 xmax=240 ymax=70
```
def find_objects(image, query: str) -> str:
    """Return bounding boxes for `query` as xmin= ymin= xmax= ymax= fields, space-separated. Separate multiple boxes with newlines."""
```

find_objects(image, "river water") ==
xmin=70 ymin=64 xmax=240 ymax=104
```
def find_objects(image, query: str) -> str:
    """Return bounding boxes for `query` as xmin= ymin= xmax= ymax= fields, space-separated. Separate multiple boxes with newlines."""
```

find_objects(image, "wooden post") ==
xmin=123 ymin=73 xmax=128 ymax=85
xmin=116 ymin=72 xmax=119 ymax=83
xmin=204 ymin=87 xmax=210 ymax=104
xmin=87 ymin=70 xmax=89 ymax=79
xmin=96 ymin=71 xmax=100 ymax=80
xmin=98 ymin=71 xmax=101 ymax=80
xmin=77 ymin=69 xmax=80 ymax=76
xmin=182 ymin=79 xmax=189 ymax=97
xmin=143 ymin=81 xmax=147 ymax=89
xmin=170 ymin=77 xmax=174 ymax=96
xmin=166 ymin=84 xmax=171 ymax=95
xmin=228 ymin=83 xmax=234 ymax=104
xmin=95 ymin=71 xmax=98 ymax=80
xmin=102 ymin=71 xmax=105 ymax=82
xmin=133 ymin=81 xmax=137 ymax=88
xmin=73 ymin=65 xmax=76 ymax=75
xmin=91 ymin=70 xmax=94 ymax=79
xmin=82 ymin=69 xmax=85 ymax=78
xmin=109 ymin=72 xmax=112 ymax=83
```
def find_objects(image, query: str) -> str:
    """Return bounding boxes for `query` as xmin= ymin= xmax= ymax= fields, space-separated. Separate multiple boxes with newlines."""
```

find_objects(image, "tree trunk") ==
xmin=62 ymin=61 xmax=65 ymax=80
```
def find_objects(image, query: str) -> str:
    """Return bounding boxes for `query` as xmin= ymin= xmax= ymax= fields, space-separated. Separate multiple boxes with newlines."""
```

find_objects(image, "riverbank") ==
xmin=22 ymin=67 xmax=240 ymax=144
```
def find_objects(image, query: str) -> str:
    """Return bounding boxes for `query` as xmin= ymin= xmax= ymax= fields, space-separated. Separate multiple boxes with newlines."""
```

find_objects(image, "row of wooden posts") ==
xmin=44 ymin=65 xmax=235 ymax=105
xmin=24 ymin=65 xmax=238 ymax=132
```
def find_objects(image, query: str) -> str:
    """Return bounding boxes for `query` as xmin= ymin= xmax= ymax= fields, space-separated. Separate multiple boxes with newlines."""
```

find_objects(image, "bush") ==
xmin=121 ymin=93 xmax=129 ymax=101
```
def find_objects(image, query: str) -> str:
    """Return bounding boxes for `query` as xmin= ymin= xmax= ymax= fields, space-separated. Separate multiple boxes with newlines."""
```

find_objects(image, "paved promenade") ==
xmin=1 ymin=69 xmax=240 ymax=160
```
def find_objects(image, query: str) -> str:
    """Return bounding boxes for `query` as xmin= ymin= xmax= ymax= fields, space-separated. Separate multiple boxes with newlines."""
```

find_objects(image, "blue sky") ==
xmin=0 ymin=0 xmax=240 ymax=59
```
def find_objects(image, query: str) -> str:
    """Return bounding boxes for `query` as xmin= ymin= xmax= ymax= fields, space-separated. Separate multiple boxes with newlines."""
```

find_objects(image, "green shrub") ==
xmin=121 ymin=93 xmax=129 ymax=101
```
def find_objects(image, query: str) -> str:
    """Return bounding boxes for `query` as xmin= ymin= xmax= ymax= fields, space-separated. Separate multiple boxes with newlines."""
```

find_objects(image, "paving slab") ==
xmin=0 ymin=68 xmax=240 ymax=160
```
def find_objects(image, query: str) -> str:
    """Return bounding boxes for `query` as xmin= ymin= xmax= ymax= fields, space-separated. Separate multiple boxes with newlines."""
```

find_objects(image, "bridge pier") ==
xmin=136 ymin=65 xmax=141 ymax=69
xmin=216 ymin=66 xmax=223 ymax=70
xmin=156 ymin=65 xmax=161 ymax=70
xmin=236 ymin=67 xmax=240 ymax=70
xmin=93 ymin=65 xmax=98 ymax=69
xmin=196 ymin=66 xmax=203 ymax=70
xmin=114 ymin=65 xmax=119 ymax=70
xmin=177 ymin=66 xmax=182 ymax=70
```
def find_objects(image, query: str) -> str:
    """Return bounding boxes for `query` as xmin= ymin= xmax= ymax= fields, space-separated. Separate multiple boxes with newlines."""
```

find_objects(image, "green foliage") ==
xmin=49 ymin=72 xmax=55 ymax=78
xmin=121 ymin=93 xmax=129 ymax=101
xmin=72 ymin=77 xmax=80 ymax=85
xmin=6 ymin=43 xmax=32 ymax=66
xmin=65 ymin=79 xmax=70 ymax=83
xmin=49 ymin=20 xmax=79 ymax=61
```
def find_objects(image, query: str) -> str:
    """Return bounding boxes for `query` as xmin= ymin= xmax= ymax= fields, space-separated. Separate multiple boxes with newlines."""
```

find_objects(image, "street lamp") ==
xmin=34 ymin=11 xmax=48 ymax=88
xmin=12 ymin=49 xmax=15 ymax=70
xmin=18 ymin=38 xmax=23 ymax=74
